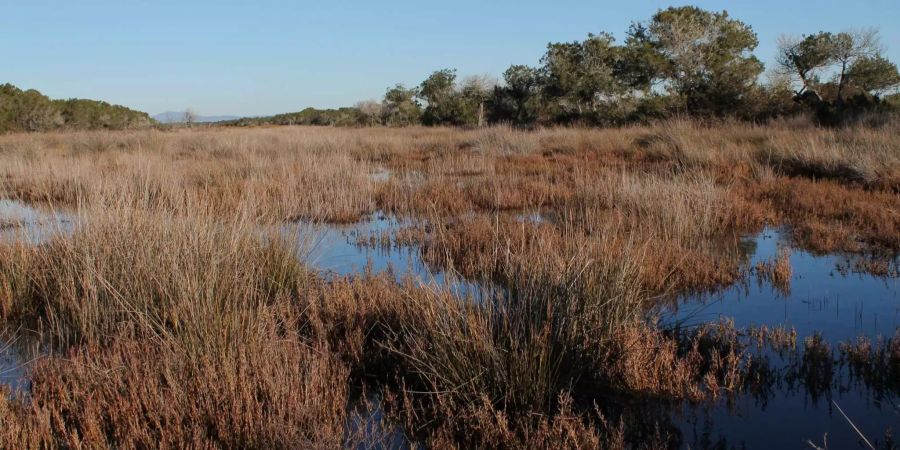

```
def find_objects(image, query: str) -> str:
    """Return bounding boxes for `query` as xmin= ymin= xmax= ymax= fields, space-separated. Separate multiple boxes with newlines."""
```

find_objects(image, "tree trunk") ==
xmin=836 ymin=61 xmax=847 ymax=106
xmin=478 ymin=101 xmax=484 ymax=127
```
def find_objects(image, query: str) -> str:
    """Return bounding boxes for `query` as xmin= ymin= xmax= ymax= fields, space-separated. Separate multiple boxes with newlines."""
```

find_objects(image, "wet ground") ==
xmin=0 ymin=199 xmax=73 ymax=244
xmin=288 ymin=212 xmax=485 ymax=297
xmin=0 ymin=333 xmax=33 ymax=395
xmin=1 ymin=199 xmax=897 ymax=447
xmin=301 ymin=220 xmax=900 ymax=448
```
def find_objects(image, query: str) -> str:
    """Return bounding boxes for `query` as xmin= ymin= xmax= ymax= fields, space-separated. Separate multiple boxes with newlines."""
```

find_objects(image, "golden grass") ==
xmin=0 ymin=120 xmax=898 ymax=448
xmin=754 ymin=248 xmax=793 ymax=294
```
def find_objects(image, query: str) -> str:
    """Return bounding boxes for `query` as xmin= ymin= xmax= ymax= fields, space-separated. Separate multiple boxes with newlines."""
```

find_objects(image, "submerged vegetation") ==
xmin=0 ymin=120 xmax=897 ymax=448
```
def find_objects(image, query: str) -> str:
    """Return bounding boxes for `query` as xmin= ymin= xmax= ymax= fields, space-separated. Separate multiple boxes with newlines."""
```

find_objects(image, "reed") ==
xmin=0 ymin=120 xmax=898 ymax=448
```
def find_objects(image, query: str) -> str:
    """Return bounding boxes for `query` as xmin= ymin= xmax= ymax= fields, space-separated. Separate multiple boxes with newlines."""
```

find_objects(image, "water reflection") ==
xmin=288 ymin=212 xmax=486 ymax=298
xmin=0 ymin=332 xmax=35 ymax=395
xmin=345 ymin=394 xmax=411 ymax=450
xmin=2 ymin=200 xmax=898 ymax=447
xmin=673 ymin=357 xmax=899 ymax=449
xmin=665 ymin=228 xmax=900 ymax=449
xmin=0 ymin=199 xmax=73 ymax=244
xmin=669 ymin=227 xmax=899 ymax=342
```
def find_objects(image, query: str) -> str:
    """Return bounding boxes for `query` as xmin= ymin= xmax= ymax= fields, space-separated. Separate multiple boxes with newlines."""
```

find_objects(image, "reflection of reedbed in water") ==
xmin=297 ymin=219 xmax=900 ymax=449
xmin=0 ymin=332 xmax=37 ymax=395
xmin=669 ymin=227 xmax=899 ymax=342
xmin=663 ymin=227 xmax=900 ymax=449
xmin=289 ymin=211 xmax=486 ymax=298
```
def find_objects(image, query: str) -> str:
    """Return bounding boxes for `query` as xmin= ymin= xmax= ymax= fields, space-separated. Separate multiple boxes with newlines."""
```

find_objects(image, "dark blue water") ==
xmin=668 ymin=228 xmax=900 ymax=449
xmin=669 ymin=228 xmax=899 ymax=342
xmin=0 ymin=335 xmax=31 ymax=395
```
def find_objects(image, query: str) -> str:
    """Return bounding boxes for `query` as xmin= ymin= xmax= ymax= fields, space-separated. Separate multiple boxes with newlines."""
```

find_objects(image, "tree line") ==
xmin=271 ymin=6 xmax=896 ymax=128
xmin=221 ymin=107 xmax=364 ymax=127
xmin=0 ymin=84 xmax=153 ymax=133
xmin=6 ymin=5 xmax=899 ymax=133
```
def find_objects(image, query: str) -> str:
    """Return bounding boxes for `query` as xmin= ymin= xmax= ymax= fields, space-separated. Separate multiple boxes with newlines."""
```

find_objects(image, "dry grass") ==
xmin=754 ymin=248 xmax=793 ymax=295
xmin=0 ymin=199 xmax=651 ymax=448
xmin=2 ymin=122 xmax=897 ymax=255
xmin=0 ymin=120 xmax=898 ymax=448
xmin=0 ymin=337 xmax=349 ymax=449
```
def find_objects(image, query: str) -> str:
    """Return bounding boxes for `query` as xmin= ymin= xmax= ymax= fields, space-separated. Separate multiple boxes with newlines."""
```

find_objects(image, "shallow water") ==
xmin=669 ymin=227 xmax=899 ymax=342
xmin=369 ymin=167 xmax=392 ymax=182
xmin=0 ymin=200 xmax=64 ymax=396
xmin=0 ymin=199 xmax=481 ymax=296
xmin=668 ymin=228 xmax=900 ymax=449
xmin=0 ymin=205 xmax=486 ymax=396
xmin=0 ymin=199 xmax=73 ymax=244
xmin=289 ymin=213 xmax=485 ymax=297
xmin=514 ymin=210 xmax=550 ymax=225
xmin=2 ymin=200 xmax=897 ymax=447
xmin=0 ymin=336 xmax=31 ymax=395
xmin=345 ymin=394 xmax=410 ymax=449
xmin=675 ymin=385 xmax=899 ymax=449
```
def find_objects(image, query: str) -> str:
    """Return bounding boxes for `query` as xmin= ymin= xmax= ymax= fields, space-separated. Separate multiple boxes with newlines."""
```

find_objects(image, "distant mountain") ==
xmin=153 ymin=111 xmax=240 ymax=124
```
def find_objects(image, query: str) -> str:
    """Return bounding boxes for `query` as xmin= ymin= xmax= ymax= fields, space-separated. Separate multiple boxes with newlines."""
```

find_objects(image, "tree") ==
xmin=829 ymin=30 xmax=881 ymax=105
xmin=183 ymin=109 xmax=197 ymax=127
xmin=619 ymin=23 xmax=668 ymax=92
xmin=846 ymin=55 xmax=900 ymax=96
xmin=778 ymin=29 xmax=897 ymax=115
xmin=776 ymin=33 xmax=835 ymax=105
xmin=540 ymin=33 xmax=627 ymax=123
xmin=0 ymin=85 xmax=62 ymax=132
xmin=17 ymin=89 xmax=61 ymax=131
xmin=460 ymin=74 xmax=496 ymax=127
xmin=630 ymin=6 xmax=763 ymax=116
xmin=381 ymin=84 xmax=421 ymax=126
xmin=355 ymin=100 xmax=384 ymax=126
xmin=419 ymin=69 xmax=466 ymax=126
xmin=0 ymin=83 xmax=151 ymax=133
xmin=490 ymin=65 xmax=544 ymax=126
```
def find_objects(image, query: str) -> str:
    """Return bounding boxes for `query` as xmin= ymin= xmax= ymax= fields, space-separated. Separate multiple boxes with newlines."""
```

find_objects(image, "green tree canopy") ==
xmin=778 ymin=29 xmax=896 ymax=115
xmin=540 ymin=33 xmax=628 ymax=122
xmin=489 ymin=65 xmax=544 ymax=126
xmin=630 ymin=6 xmax=763 ymax=116
xmin=381 ymin=84 xmax=421 ymax=127
xmin=419 ymin=69 xmax=467 ymax=126
xmin=847 ymin=55 xmax=900 ymax=95
xmin=0 ymin=83 xmax=151 ymax=133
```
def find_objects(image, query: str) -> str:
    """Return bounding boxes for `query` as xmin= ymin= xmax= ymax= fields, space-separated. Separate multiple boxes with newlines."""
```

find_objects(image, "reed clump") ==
xmin=0 ymin=198 xmax=746 ymax=448
xmin=0 ymin=120 xmax=898 ymax=447
xmin=2 ymin=121 xmax=898 ymax=258
xmin=0 ymin=202 xmax=311 ymax=350
xmin=754 ymin=248 xmax=793 ymax=294
xmin=0 ymin=336 xmax=350 ymax=449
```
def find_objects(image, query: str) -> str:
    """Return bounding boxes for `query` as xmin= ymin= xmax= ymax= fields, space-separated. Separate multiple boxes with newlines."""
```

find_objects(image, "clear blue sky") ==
xmin=3 ymin=0 xmax=898 ymax=116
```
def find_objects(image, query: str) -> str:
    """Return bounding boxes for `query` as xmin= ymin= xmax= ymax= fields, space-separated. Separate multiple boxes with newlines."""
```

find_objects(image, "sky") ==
xmin=3 ymin=0 xmax=899 ymax=117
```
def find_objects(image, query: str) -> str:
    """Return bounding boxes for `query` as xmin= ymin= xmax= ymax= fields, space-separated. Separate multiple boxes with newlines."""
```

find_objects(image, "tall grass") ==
xmin=389 ymin=226 xmax=649 ymax=414
xmin=0 ymin=121 xmax=897 ymax=447
xmin=0 ymin=201 xmax=308 ymax=351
